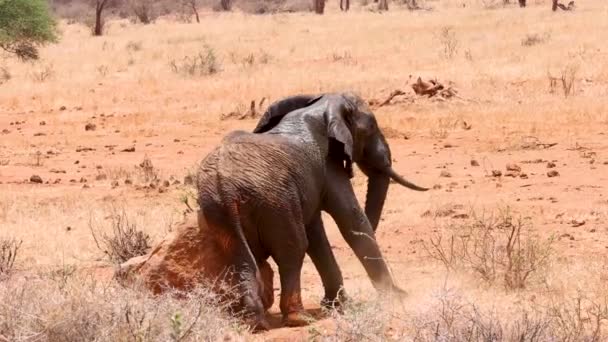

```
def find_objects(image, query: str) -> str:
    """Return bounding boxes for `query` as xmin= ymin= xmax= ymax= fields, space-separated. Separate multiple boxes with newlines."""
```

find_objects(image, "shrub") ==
xmin=0 ymin=238 xmax=22 ymax=280
xmin=169 ymin=45 xmax=221 ymax=77
xmin=0 ymin=0 xmax=59 ymax=60
xmin=90 ymin=207 xmax=151 ymax=263
xmin=424 ymin=207 xmax=554 ymax=289
xmin=0 ymin=275 xmax=246 ymax=341
xmin=437 ymin=26 xmax=458 ymax=59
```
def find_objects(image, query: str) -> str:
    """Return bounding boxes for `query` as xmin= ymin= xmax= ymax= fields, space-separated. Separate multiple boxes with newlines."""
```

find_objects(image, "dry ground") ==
xmin=1 ymin=0 xmax=608 ymax=340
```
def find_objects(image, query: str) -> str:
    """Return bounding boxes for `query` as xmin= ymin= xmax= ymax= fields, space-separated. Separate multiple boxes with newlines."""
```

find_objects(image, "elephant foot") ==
xmin=321 ymin=290 xmax=350 ymax=312
xmin=247 ymin=317 xmax=271 ymax=333
xmin=283 ymin=311 xmax=313 ymax=327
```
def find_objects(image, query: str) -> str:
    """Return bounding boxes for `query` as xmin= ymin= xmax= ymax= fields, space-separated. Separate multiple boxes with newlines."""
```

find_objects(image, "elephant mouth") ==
xmin=384 ymin=167 xmax=428 ymax=191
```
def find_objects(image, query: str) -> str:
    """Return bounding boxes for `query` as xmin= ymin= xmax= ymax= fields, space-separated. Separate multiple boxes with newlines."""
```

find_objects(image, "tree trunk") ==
xmin=94 ymin=0 xmax=107 ymax=36
xmin=552 ymin=0 xmax=558 ymax=10
xmin=378 ymin=0 xmax=389 ymax=11
xmin=518 ymin=0 xmax=526 ymax=7
xmin=340 ymin=0 xmax=350 ymax=11
xmin=314 ymin=0 xmax=325 ymax=14
xmin=191 ymin=1 xmax=200 ymax=22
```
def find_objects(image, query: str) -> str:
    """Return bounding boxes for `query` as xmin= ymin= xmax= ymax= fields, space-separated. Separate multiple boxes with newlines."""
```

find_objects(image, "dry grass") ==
xmin=0 ymin=274 xmax=247 ymax=341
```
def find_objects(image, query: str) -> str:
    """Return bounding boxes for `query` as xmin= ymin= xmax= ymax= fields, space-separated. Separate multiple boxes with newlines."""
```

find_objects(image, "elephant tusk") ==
xmin=386 ymin=168 xmax=429 ymax=191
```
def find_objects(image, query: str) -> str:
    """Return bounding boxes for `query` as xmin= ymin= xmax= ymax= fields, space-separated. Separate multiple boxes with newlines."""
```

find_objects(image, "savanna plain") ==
xmin=2 ymin=0 xmax=608 ymax=340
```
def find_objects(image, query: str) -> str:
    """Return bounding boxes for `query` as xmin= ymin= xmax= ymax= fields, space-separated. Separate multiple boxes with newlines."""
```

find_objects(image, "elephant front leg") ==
xmin=306 ymin=214 xmax=349 ymax=309
xmin=323 ymin=161 xmax=405 ymax=295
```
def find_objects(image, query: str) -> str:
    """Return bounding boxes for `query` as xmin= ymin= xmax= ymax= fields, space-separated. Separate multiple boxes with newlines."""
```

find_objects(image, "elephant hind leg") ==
xmin=201 ymin=202 xmax=270 ymax=331
xmin=261 ymin=210 xmax=310 ymax=327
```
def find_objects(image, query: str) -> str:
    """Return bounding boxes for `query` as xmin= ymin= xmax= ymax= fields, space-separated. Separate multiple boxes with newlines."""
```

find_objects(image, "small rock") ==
xmin=59 ymin=106 xmax=67 ymax=111
xmin=74 ymin=160 xmax=80 ymax=164
xmin=506 ymin=163 xmax=521 ymax=172
xmin=163 ymin=180 xmax=170 ymax=188
xmin=520 ymin=173 xmax=528 ymax=179
xmin=30 ymin=175 xmax=43 ymax=184
xmin=66 ymin=226 xmax=72 ymax=231
xmin=39 ymin=121 xmax=46 ymax=126
xmin=174 ymin=139 xmax=181 ymax=142
xmin=570 ymin=219 xmax=585 ymax=228
xmin=184 ymin=175 xmax=194 ymax=186
xmin=440 ymin=170 xmax=452 ymax=178
xmin=124 ymin=179 xmax=133 ymax=185
xmin=54 ymin=179 xmax=61 ymax=184
xmin=470 ymin=159 xmax=479 ymax=167
xmin=121 ymin=146 xmax=135 ymax=152
xmin=443 ymin=143 xmax=453 ymax=148
xmin=492 ymin=170 xmax=502 ymax=177
xmin=33 ymin=132 xmax=46 ymax=136
xmin=1 ymin=129 xmax=10 ymax=134
xmin=547 ymin=170 xmax=560 ymax=177
xmin=433 ymin=184 xmax=442 ymax=190
xmin=85 ymin=123 xmax=97 ymax=131
xmin=547 ymin=162 xmax=556 ymax=168
xmin=70 ymin=179 xmax=76 ymax=183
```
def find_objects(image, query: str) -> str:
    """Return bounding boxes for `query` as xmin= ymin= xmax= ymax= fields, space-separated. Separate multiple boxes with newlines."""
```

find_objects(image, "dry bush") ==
xmin=90 ymin=207 xmax=151 ymax=263
xmin=30 ymin=63 xmax=55 ymax=82
xmin=424 ymin=208 xmax=554 ymax=289
xmin=0 ymin=238 xmax=22 ymax=280
xmin=561 ymin=63 xmax=579 ymax=97
xmin=411 ymin=288 xmax=552 ymax=341
xmin=169 ymin=45 xmax=221 ymax=77
xmin=129 ymin=0 xmax=159 ymax=24
xmin=437 ymin=26 xmax=458 ymax=59
xmin=545 ymin=291 xmax=608 ymax=341
xmin=235 ymin=0 xmax=311 ymax=14
xmin=0 ymin=66 xmax=10 ymax=85
xmin=411 ymin=287 xmax=608 ymax=341
xmin=521 ymin=32 xmax=551 ymax=47
xmin=0 ymin=274 xmax=246 ymax=341
xmin=138 ymin=155 xmax=159 ymax=183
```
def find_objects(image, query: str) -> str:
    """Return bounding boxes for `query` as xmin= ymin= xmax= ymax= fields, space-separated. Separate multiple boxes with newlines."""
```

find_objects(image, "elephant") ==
xmin=195 ymin=92 xmax=428 ymax=331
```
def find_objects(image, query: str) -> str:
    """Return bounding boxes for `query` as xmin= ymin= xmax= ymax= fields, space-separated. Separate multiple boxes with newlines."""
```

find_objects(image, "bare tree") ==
xmin=314 ymin=0 xmax=325 ymax=14
xmin=340 ymin=0 xmax=350 ymax=11
xmin=130 ymin=0 xmax=156 ymax=24
xmin=188 ymin=0 xmax=200 ymax=22
xmin=378 ymin=0 xmax=389 ymax=10
xmin=94 ymin=0 xmax=109 ymax=36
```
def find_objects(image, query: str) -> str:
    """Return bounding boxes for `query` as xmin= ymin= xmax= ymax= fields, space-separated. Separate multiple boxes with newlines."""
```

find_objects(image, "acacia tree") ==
xmin=0 ymin=0 xmax=58 ymax=60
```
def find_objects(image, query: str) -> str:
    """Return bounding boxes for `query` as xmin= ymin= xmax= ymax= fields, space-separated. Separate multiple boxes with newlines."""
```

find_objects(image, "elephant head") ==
xmin=254 ymin=92 xmax=428 ymax=232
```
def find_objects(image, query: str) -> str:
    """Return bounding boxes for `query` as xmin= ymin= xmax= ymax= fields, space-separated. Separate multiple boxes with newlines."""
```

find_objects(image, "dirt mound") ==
xmin=117 ymin=212 xmax=274 ymax=310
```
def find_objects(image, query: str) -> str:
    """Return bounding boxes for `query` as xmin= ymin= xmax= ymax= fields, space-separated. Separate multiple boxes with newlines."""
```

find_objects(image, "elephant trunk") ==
xmin=364 ymin=172 xmax=390 ymax=232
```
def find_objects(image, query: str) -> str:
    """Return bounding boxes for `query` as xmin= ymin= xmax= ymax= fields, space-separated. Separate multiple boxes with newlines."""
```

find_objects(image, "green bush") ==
xmin=0 ymin=0 xmax=59 ymax=60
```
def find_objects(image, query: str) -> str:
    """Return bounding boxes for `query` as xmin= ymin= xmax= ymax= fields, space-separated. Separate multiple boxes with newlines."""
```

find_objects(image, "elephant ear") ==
xmin=253 ymin=94 xmax=323 ymax=133
xmin=325 ymin=97 xmax=355 ymax=176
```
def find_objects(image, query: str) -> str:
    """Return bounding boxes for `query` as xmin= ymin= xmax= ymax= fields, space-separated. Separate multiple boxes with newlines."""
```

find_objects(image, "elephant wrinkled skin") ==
xmin=195 ymin=92 xmax=427 ymax=331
